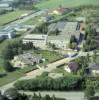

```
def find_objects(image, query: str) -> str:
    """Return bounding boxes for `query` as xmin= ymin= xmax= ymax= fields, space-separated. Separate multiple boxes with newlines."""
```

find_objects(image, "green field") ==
xmin=0 ymin=66 xmax=35 ymax=87
xmin=35 ymin=0 xmax=99 ymax=9
xmin=0 ymin=10 xmax=30 ymax=26
xmin=24 ymin=15 xmax=42 ymax=25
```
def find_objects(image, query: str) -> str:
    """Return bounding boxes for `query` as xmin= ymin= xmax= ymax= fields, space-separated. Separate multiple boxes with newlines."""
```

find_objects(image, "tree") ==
xmin=93 ymin=51 xmax=97 ymax=63
xmin=52 ymin=94 xmax=56 ymax=100
xmin=68 ymin=42 xmax=77 ymax=49
xmin=2 ymin=60 xmax=14 ymax=72
xmin=70 ymin=35 xmax=77 ymax=43
xmin=44 ymin=94 xmax=51 ymax=100
xmin=4 ymin=88 xmax=20 ymax=100
xmin=84 ymin=86 xmax=95 ymax=100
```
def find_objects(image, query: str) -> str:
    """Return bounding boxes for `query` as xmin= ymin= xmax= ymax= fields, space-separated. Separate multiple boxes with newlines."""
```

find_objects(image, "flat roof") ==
xmin=48 ymin=22 xmax=80 ymax=41
xmin=23 ymin=34 xmax=48 ymax=40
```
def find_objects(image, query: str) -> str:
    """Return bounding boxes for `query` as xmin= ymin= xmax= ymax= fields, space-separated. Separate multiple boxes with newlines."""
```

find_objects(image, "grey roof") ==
xmin=48 ymin=21 xmax=80 ymax=41
xmin=89 ymin=63 xmax=99 ymax=70
xmin=48 ymin=21 xmax=66 ymax=32
xmin=18 ymin=53 xmax=42 ymax=65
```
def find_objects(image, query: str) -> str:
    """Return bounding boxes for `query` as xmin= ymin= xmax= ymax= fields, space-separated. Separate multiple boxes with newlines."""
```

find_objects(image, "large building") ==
xmin=23 ymin=34 xmax=48 ymax=48
xmin=0 ymin=29 xmax=16 ymax=40
xmin=0 ymin=3 xmax=12 ymax=10
xmin=22 ymin=21 xmax=81 ymax=49
xmin=47 ymin=21 xmax=81 ymax=49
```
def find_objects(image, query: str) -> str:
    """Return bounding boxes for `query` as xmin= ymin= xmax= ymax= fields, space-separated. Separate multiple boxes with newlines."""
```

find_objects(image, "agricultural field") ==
xmin=35 ymin=0 xmax=99 ymax=9
xmin=0 ymin=10 xmax=31 ymax=26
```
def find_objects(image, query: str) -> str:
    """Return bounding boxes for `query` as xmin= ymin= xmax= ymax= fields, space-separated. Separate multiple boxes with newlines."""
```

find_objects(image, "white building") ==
xmin=23 ymin=34 xmax=48 ymax=48
xmin=0 ymin=3 xmax=12 ymax=10
xmin=0 ymin=29 xmax=16 ymax=39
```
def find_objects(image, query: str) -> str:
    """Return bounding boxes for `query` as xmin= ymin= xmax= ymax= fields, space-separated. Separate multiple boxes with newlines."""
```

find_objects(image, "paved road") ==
xmin=0 ymin=57 xmax=74 ymax=93
xmin=20 ymin=91 xmax=85 ymax=100
xmin=19 ymin=91 xmax=99 ymax=100
xmin=10 ymin=10 xmax=45 ymax=24
xmin=0 ymin=51 xmax=94 ymax=96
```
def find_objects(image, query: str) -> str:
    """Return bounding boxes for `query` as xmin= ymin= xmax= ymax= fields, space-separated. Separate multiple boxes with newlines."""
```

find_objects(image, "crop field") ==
xmin=35 ymin=0 xmax=99 ymax=9
xmin=0 ymin=10 xmax=30 ymax=26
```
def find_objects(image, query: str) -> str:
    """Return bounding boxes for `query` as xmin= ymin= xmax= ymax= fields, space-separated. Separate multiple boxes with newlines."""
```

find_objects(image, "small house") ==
xmin=13 ymin=53 xmax=42 ymax=68
xmin=65 ymin=62 xmax=79 ymax=73
xmin=89 ymin=63 xmax=99 ymax=75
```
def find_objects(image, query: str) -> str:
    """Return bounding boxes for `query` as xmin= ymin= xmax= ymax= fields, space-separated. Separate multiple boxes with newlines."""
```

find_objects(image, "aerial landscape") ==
xmin=0 ymin=0 xmax=99 ymax=100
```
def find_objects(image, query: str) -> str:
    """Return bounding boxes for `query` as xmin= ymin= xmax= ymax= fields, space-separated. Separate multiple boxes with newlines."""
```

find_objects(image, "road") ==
xmin=10 ymin=10 xmax=45 ymax=24
xmin=20 ymin=91 xmax=99 ymax=100
xmin=20 ymin=91 xmax=84 ymax=100
xmin=0 ymin=57 xmax=72 ymax=93
xmin=0 ymin=51 xmax=93 ymax=92
xmin=1 ymin=10 xmax=45 ymax=31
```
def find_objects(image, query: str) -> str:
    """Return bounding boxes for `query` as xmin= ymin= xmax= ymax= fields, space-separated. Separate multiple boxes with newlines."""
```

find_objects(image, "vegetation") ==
xmin=0 ymin=39 xmax=34 ymax=60
xmin=83 ymin=25 xmax=98 ymax=51
xmin=68 ymin=35 xmax=78 ymax=49
xmin=0 ymin=10 xmax=30 ymax=26
xmin=0 ymin=88 xmax=65 ymax=100
xmin=84 ymin=86 xmax=95 ymax=100
xmin=0 ymin=66 xmax=36 ymax=87
xmin=35 ymin=0 xmax=99 ymax=9
xmin=71 ymin=55 xmax=90 ymax=76
xmin=33 ymin=23 xmax=48 ymax=34
xmin=0 ymin=59 xmax=14 ymax=72
xmin=14 ymin=76 xmax=84 ymax=91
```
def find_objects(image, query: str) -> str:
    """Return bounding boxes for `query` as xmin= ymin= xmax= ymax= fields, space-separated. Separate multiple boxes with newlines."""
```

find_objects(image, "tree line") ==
xmin=14 ymin=76 xmax=84 ymax=91
xmin=0 ymin=88 xmax=65 ymax=100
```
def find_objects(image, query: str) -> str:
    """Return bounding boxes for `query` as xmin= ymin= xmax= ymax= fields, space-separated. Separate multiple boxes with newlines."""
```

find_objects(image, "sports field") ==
xmin=35 ymin=0 xmax=99 ymax=9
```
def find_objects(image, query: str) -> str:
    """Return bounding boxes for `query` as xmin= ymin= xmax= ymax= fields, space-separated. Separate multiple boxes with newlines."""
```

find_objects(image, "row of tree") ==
xmin=83 ymin=25 xmax=98 ymax=52
xmin=14 ymin=76 xmax=84 ymax=91
xmin=0 ymin=88 xmax=65 ymax=100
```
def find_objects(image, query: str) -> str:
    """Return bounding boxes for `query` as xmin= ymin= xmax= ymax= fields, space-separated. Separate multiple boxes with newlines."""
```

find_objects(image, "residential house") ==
xmin=65 ymin=62 xmax=79 ymax=73
xmin=89 ymin=63 xmax=99 ymax=75
xmin=13 ymin=53 xmax=42 ymax=68
xmin=48 ymin=7 xmax=71 ymax=15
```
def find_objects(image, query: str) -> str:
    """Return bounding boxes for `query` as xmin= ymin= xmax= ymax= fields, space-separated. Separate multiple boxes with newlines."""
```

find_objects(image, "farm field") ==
xmin=35 ymin=0 xmax=99 ymax=9
xmin=0 ymin=10 xmax=31 ymax=26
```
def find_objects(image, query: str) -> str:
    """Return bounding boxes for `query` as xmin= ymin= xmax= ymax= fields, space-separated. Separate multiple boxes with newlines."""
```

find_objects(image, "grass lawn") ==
xmin=0 ymin=48 xmax=62 ymax=86
xmin=24 ymin=15 xmax=42 ymax=25
xmin=52 ymin=67 xmax=71 ymax=76
xmin=0 ymin=66 xmax=36 ymax=87
xmin=36 ymin=50 xmax=63 ymax=62
xmin=0 ymin=10 xmax=31 ymax=26
xmin=35 ymin=0 xmax=99 ymax=9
